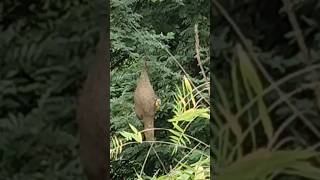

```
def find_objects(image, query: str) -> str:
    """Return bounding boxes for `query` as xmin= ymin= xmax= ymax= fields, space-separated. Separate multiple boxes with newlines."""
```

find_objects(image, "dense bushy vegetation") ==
xmin=110 ymin=0 xmax=210 ymax=179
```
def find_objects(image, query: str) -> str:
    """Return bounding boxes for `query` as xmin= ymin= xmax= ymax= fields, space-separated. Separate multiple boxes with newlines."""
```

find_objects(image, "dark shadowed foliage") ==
xmin=212 ymin=0 xmax=320 ymax=179
xmin=0 ymin=0 xmax=106 ymax=179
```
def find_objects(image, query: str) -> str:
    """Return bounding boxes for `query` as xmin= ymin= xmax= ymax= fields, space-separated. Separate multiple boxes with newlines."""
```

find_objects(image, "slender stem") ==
xmin=194 ymin=24 xmax=209 ymax=90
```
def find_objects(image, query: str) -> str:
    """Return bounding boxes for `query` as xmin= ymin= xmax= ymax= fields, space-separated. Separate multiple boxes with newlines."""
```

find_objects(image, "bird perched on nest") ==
xmin=134 ymin=58 xmax=161 ymax=141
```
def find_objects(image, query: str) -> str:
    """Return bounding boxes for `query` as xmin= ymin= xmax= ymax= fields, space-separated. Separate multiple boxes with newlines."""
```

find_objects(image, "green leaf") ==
xmin=258 ymin=99 xmax=273 ymax=141
xmin=129 ymin=123 xmax=138 ymax=134
xmin=217 ymin=149 xmax=318 ymax=180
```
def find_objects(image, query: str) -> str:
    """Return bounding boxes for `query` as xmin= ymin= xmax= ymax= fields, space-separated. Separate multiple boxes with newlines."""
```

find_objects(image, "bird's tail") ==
xmin=143 ymin=116 xmax=154 ymax=141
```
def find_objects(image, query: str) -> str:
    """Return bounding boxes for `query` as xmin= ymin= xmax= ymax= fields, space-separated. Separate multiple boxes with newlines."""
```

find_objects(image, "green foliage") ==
xmin=111 ymin=75 xmax=209 ymax=179
xmin=120 ymin=124 xmax=143 ymax=143
xmin=110 ymin=0 xmax=210 ymax=178
xmin=168 ymin=76 xmax=209 ymax=154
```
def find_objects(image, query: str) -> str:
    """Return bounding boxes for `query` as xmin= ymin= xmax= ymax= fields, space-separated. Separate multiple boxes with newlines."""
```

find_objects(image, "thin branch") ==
xmin=194 ymin=24 xmax=209 ymax=89
xmin=139 ymin=127 xmax=209 ymax=148
xmin=282 ymin=0 xmax=310 ymax=63
xmin=282 ymin=0 xmax=320 ymax=112
xmin=117 ymin=140 xmax=209 ymax=157
xmin=151 ymin=146 xmax=168 ymax=174
xmin=228 ymin=82 xmax=318 ymax=160
xmin=235 ymin=64 xmax=320 ymax=119
xmin=173 ymin=143 xmax=202 ymax=170
xmin=140 ymin=142 xmax=154 ymax=177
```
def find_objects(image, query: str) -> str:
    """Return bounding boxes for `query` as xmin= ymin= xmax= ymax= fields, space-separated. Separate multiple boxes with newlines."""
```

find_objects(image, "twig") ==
xmin=151 ymin=146 xmax=168 ymax=174
xmin=213 ymin=0 xmax=320 ymax=139
xmin=282 ymin=0 xmax=309 ymax=63
xmin=194 ymin=24 xmax=209 ymax=89
xmin=140 ymin=142 xmax=154 ymax=177
xmin=236 ymin=64 xmax=320 ymax=119
xmin=229 ymin=82 xmax=318 ymax=160
xmin=119 ymin=140 xmax=209 ymax=157
xmin=140 ymin=127 xmax=210 ymax=148
xmin=282 ymin=0 xmax=320 ymax=112
xmin=173 ymin=143 xmax=201 ymax=170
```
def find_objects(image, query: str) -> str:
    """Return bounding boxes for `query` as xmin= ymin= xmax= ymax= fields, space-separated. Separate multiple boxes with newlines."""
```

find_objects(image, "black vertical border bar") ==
xmin=210 ymin=0 xmax=216 ymax=179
